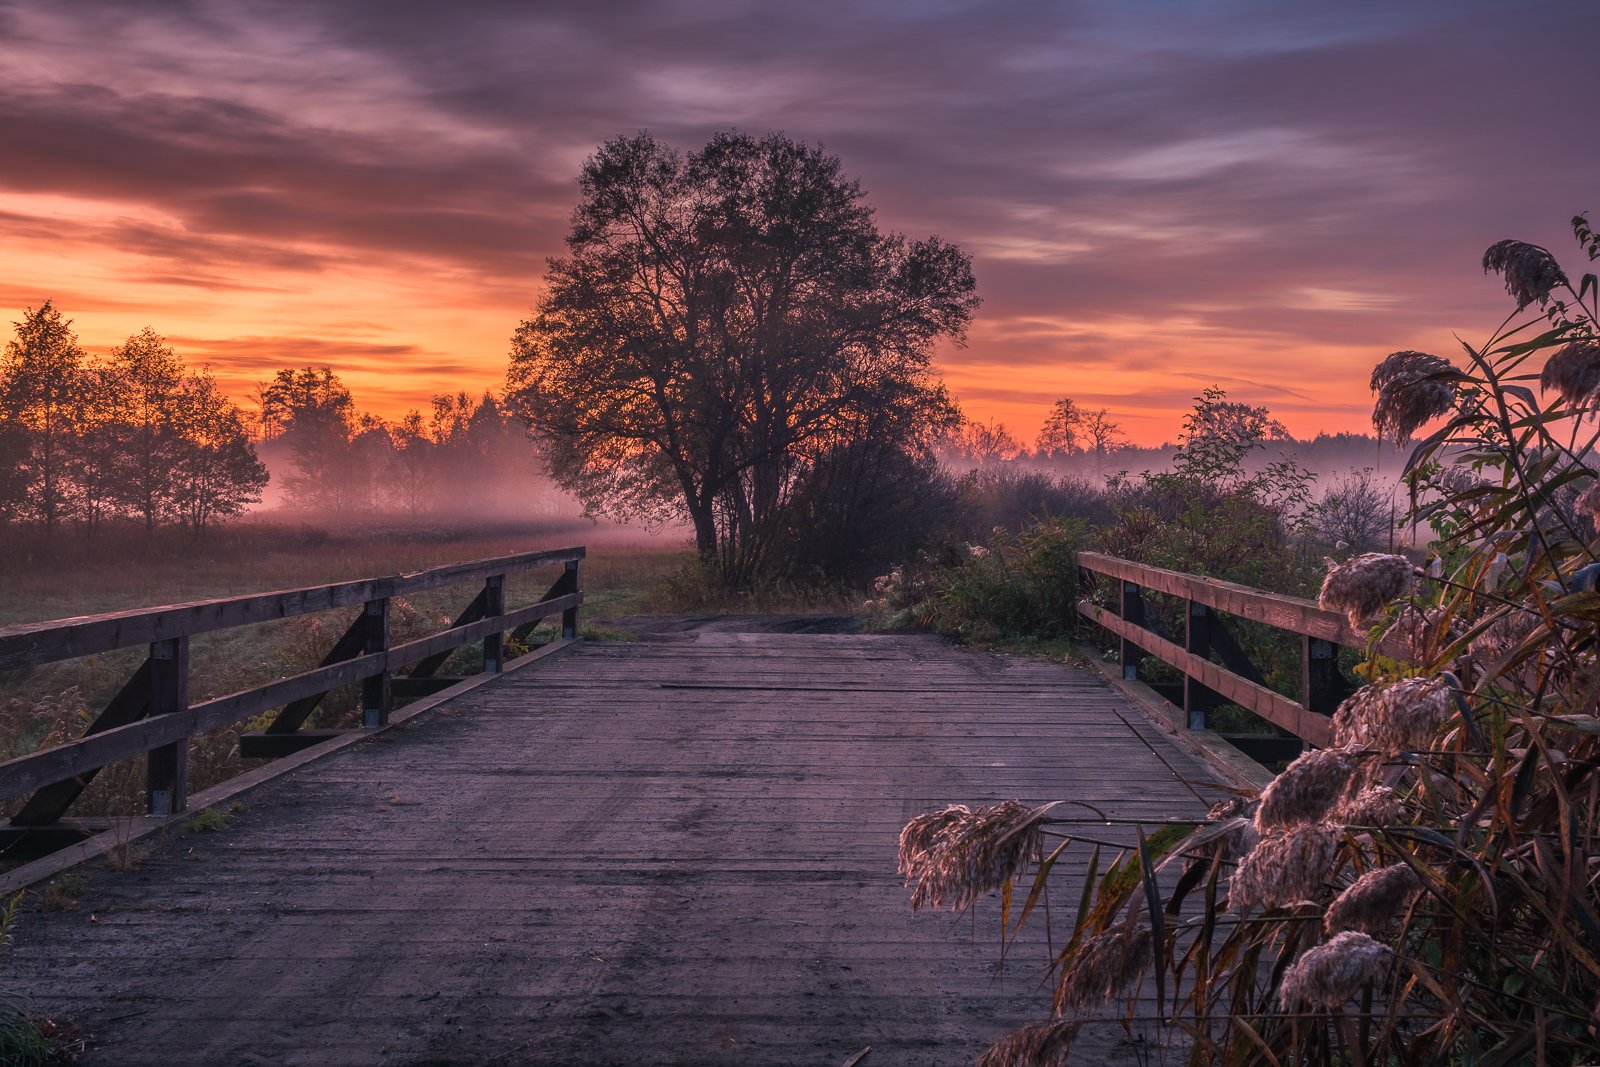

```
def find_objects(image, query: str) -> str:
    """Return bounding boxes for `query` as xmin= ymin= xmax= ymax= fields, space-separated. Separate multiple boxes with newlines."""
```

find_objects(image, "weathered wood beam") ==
xmin=1080 ymin=600 xmax=1332 ymax=747
xmin=264 ymin=610 xmax=371 ymax=735
xmin=406 ymin=587 xmax=489 ymax=680
xmin=0 ymin=546 xmax=586 ymax=670
xmin=1077 ymin=551 xmax=1409 ymax=660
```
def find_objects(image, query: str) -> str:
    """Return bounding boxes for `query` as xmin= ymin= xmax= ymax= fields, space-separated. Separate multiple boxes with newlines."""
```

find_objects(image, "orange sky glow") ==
xmin=3 ymin=1 xmax=1594 ymax=447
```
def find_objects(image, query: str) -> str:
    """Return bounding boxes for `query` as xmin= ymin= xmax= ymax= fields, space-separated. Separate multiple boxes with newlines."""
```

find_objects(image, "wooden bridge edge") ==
xmin=0 ymin=638 xmax=581 ymax=896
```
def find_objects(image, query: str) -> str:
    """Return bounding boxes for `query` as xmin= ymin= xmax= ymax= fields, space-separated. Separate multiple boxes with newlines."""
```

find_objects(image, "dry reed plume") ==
xmin=975 ymin=1019 xmax=1080 ymax=1067
xmin=1540 ymin=341 xmax=1600 ymax=408
xmin=1229 ymin=823 xmax=1339 ymax=912
xmin=1370 ymin=350 xmax=1458 ymax=441
xmin=1324 ymin=863 xmax=1423 ymax=935
xmin=1278 ymin=931 xmax=1392 ymax=1012
xmin=898 ymin=800 xmax=1048 ymax=911
xmin=1318 ymin=552 xmax=1415 ymax=627
xmin=1054 ymin=926 xmax=1152 ymax=1013
xmin=1482 ymin=238 xmax=1569 ymax=310
xmin=1254 ymin=749 xmax=1357 ymax=831
xmin=1576 ymin=480 xmax=1600 ymax=525
xmin=1334 ymin=784 xmax=1402 ymax=828
xmin=1330 ymin=676 xmax=1452 ymax=755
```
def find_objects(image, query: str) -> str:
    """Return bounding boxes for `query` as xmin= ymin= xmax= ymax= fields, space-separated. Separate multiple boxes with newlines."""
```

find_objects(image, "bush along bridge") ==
xmin=0 ymin=548 xmax=1366 ymax=1065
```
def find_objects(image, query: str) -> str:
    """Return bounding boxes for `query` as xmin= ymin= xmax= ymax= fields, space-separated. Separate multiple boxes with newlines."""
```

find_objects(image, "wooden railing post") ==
xmin=362 ymin=597 xmax=391 ymax=728
xmin=146 ymin=637 xmax=189 ymax=817
xmin=1184 ymin=601 xmax=1213 ymax=730
xmin=1119 ymin=580 xmax=1145 ymax=681
xmin=1301 ymin=636 xmax=1348 ymax=723
xmin=483 ymin=575 xmax=505 ymax=673
xmin=561 ymin=559 xmax=580 ymax=640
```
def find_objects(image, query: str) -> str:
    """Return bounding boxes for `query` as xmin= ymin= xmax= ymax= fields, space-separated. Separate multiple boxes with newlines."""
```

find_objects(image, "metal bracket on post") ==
xmin=362 ymin=597 xmax=391 ymax=728
xmin=146 ymin=636 xmax=189 ymax=817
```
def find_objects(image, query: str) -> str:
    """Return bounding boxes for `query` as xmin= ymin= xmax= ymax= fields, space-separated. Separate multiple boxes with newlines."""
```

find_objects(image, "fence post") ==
xmin=1184 ymin=601 xmax=1213 ymax=730
xmin=1119 ymin=580 xmax=1145 ymax=681
xmin=1302 ymin=636 xmax=1347 ymax=723
xmin=362 ymin=597 xmax=391 ymax=728
xmin=146 ymin=637 xmax=189 ymax=817
xmin=561 ymin=559 xmax=580 ymax=640
xmin=482 ymin=574 xmax=506 ymax=673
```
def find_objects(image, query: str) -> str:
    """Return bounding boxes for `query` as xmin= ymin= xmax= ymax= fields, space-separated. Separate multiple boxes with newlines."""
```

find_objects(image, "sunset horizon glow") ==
xmin=4 ymin=0 xmax=1595 ymax=447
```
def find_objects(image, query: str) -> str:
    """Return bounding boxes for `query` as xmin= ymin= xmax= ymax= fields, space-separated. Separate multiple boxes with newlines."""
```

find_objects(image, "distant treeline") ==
xmin=937 ymin=398 xmax=1410 ymax=487
xmin=0 ymin=303 xmax=565 ymax=545
xmin=251 ymin=366 xmax=553 ymax=518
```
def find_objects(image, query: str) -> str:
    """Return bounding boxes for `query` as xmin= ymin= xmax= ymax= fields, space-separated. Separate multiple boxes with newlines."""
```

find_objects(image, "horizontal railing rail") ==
xmin=0 ymin=547 xmax=585 ymax=831
xmin=1076 ymin=551 xmax=1406 ymax=752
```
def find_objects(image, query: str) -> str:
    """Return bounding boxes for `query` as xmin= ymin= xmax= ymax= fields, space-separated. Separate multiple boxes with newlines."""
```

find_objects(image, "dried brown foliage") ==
xmin=898 ymin=799 xmax=1048 ymax=912
xmin=1483 ymin=238 xmax=1569 ymax=310
xmin=1277 ymin=931 xmax=1391 ymax=1011
xmin=1254 ymin=749 xmax=1356 ymax=831
xmin=1318 ymin=552 xmax=1414 ymax=627
xmin=1324 ymin=863 xmax=1422 ymax=935
xmin=1054 ymin=926 xmax=1152 ymax=1013
xmin=975 ymin=1019 xmax=1080 ymax=1067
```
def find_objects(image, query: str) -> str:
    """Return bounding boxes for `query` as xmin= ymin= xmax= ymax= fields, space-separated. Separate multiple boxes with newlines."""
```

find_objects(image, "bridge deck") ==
xmin=6 ymin=632 xmax=1222 ymax=1066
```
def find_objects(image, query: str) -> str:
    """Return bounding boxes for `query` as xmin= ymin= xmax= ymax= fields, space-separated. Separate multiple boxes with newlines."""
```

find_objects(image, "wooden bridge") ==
xmin=0 ymin=548 xmax=1373 ymax=1065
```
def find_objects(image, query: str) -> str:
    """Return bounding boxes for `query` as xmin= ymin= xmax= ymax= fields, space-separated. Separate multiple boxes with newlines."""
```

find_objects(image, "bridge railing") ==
xmin=1076 ymin=551 xmax=1408 ymax=751
xmin=0 ymin=546 xmax=584 ymax=830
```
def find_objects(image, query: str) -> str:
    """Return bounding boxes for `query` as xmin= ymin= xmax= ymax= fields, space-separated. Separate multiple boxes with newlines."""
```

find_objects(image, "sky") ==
xmin=2 ymin=0 xmax=1596 ymax=445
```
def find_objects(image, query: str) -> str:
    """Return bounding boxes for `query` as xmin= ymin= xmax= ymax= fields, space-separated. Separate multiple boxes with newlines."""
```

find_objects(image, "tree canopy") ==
xmin=507 ymin=130 xmax=979 ymax=585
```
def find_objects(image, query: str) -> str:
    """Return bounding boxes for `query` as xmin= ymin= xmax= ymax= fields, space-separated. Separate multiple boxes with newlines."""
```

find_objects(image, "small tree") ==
xmin=173 ymin=370 xmax=268 ymax=530
xmin=0 ymin=301 xmax=87 ymax=538
xmin=387 ymin=410 xmax=435 ymax=517
xmin=109 ymin=327 xmax=187 ymax=532
xmin=1035 ymin=398 xmax=1083 ymax=458
xmin=258 ymin=367 xmax=358 ymax=510
xmin=1313 ymin=468 xmax=1391 ymax=553
xmin=1080 ymin=407 xmax=1128 ymax=470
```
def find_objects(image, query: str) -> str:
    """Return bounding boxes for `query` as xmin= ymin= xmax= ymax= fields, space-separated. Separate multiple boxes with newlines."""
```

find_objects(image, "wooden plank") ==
xmin=1077 ymin=551 xmax=1408 ymax=658
xmin=0 ymin=653 xmax=387 ymax=801
xmin=145 ymin=637 xmax=189 ymax=816
xmin=1079 ymin=601 xmax=1333 ymax=746
xmin=405 ymin=586 xmax=488 ymax=679
xmin=0 ymin=579 xmax=396 ymax=670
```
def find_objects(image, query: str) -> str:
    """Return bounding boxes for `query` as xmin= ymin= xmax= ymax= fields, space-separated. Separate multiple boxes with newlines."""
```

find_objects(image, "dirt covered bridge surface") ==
xmin=7 ymin=626 xmax=1223 ymax=1066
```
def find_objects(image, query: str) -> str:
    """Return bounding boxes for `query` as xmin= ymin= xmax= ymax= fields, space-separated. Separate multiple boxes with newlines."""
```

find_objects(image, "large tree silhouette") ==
xmin=508 ymin=131 xmax=978 ymax=585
